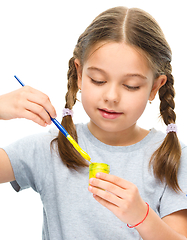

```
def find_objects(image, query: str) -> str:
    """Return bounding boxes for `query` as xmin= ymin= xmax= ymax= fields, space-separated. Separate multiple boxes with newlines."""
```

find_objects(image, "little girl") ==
xmin=0 ymin=6 xmax=187 ymax=240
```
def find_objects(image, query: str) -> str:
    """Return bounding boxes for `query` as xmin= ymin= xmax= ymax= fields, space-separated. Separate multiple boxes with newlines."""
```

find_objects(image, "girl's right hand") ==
xmin=0 ymin=86 xmax=57 ymax=127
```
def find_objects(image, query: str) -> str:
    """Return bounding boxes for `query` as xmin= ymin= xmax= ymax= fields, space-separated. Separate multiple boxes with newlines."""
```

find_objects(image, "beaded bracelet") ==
xmin=127 ymin=202 xmax=149 ymax=228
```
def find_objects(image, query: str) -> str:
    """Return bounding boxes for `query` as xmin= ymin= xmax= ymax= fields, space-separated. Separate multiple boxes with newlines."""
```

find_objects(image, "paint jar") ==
xmin=89 ymin=163 xmax=110 ymax=183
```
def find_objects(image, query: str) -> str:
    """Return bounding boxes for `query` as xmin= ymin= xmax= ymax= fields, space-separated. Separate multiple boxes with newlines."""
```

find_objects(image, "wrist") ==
xmin=127 ymin=202 xmax=149 ymax=228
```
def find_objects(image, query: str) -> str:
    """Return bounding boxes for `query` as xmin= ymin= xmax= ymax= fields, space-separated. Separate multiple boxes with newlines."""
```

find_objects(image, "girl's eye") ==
xmin=91 ymin=79 xmax=106 ymax=85
xmin=123 ymin=84 xmax=140 ymax=91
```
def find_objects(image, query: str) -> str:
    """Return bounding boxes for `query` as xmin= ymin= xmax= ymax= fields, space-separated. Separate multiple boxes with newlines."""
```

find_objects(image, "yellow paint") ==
xmin=89 ymin=163 xmax=110 ymax=179
xmin=67 ymin=135 xmax=92 ymax=162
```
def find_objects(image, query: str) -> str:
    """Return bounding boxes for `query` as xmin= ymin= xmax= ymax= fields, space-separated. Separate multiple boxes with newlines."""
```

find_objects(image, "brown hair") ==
xmin=53 ymin=7 xmax=181 ymax=191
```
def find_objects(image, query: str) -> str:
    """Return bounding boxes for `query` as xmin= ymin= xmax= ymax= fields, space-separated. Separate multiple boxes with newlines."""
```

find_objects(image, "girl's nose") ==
xmin=103 ymin=85 xmax=120 ymax=103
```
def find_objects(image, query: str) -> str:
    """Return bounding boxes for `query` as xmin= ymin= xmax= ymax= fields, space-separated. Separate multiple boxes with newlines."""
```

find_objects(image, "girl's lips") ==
xmin=99 ymin=108 xmax=123 ymax=119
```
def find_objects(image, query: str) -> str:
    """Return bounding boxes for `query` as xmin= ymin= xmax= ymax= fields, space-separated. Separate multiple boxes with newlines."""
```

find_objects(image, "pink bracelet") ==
xmin=127 ymin=202 xmax=149 ymax=228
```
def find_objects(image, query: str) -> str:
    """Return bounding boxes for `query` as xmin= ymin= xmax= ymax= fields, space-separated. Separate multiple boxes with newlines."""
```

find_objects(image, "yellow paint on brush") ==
xmin=67 ymin=135 xmax=92 ymax=162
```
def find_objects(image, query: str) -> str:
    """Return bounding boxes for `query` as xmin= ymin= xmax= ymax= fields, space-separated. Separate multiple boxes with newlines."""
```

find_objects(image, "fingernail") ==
xmin=88 ymin=186 xmax=92 ymax=191
xmin=96 ymin=173 xmax=101 ymax=178
xmin=47 ymin=119 xmax=52 ymax=125
xmin=89 ymin=178 xmax=94 ymax=184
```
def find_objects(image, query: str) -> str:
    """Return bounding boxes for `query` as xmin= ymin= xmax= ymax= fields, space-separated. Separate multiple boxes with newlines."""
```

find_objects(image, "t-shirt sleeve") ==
xmin=2 ymin=131 xmax=54 ymax=194
xmin=159 ymin=145 xmax=187 ymax=218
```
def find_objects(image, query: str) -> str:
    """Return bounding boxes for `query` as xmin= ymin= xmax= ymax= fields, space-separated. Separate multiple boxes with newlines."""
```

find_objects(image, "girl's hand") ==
xmin=88 ymin=173 xmax=147 ymax=226
xmin=0 ymin=86 xmax=57 ymax=127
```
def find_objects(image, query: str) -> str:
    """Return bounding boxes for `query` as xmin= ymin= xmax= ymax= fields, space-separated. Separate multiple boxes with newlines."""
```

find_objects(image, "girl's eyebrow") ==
xmin=124 ymin=73 xmax=148 ymax=80
xmin=87 ymin=67 xmax=147 ymax=80
xmin=87 ymin=67 xmax=106 ymax=75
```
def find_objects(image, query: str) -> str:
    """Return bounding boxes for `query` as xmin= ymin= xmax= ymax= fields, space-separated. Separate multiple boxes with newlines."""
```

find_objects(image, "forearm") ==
xmin=88 ymin=173 xmax=187 ymax=238
xmin=136 ymin=208 xmax=186 ymax=240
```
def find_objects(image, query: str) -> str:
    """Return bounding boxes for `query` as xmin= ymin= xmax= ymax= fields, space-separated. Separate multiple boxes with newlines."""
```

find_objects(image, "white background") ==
xmin=0 ymin=0 xmax=186 ymax=239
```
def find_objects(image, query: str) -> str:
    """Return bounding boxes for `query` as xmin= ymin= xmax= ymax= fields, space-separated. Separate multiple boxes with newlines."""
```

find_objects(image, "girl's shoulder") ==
xmin=4 ymin=127 xmax=59 ymax=158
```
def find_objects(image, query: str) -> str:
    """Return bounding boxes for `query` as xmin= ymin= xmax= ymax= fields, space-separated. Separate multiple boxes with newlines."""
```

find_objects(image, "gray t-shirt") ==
xmin=3 ymin=123 xmax=187 ymax=240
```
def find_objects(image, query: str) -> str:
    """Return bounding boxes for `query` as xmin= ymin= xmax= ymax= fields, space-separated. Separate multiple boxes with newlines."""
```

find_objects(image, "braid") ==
xmin=52 ymin=57 xmax=88 ymax=170
xmin=65 ymin=57 xmax=79 ymax=109
xmin=150 ymin=63 xmax=181 ymax=192
xmin=159 ymin=63 xmax=176 ymax=125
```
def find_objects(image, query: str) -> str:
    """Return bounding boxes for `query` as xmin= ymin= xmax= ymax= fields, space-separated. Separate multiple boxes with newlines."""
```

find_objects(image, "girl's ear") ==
xmin=74 ymin=59 xmax=82 ymax=90
xmin=149 ymin=75 xmax=167 ymax=101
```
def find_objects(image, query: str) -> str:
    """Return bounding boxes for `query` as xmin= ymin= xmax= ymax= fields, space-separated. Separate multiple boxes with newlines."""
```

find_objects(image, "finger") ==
xmin=89 ymin=177 xmax=125 ymax=200
xmin=96 ymin=173 xmax=133 ymax=189
xmin=23 ymin=110 xmax=48 ymax=127
xmin=27 ymin=89 xmax=57 ymax=119
xmin=24 ymin=100 xmax=52 ymax=125
xmin=94 ymin=174 xmax=140 ymax=202
xmin=88 ymin=184 xmax=122 ymax=207
xmin=89 ymin=187 xmax=125 ymax=221
xmin=93 ymin=193 xmax=119 ymax=212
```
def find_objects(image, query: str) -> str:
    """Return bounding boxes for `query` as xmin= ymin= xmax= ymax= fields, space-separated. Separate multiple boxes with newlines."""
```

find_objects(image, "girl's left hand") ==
xmin=88 ymin=173 xmax=148 ymax=226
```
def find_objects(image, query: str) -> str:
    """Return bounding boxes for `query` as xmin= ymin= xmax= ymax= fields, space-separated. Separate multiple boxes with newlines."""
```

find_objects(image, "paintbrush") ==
xmin=14 ymin=75 xmax=91 ymax=163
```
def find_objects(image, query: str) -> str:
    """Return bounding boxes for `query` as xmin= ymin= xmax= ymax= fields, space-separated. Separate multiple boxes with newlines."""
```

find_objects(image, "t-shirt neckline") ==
xmin=82 ymin=124 xmax=157 ymax=153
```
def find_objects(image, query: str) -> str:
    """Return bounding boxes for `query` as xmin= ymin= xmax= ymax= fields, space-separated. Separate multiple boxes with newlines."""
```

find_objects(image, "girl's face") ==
xmin=76 ymin=42 xmax=166 ymax=144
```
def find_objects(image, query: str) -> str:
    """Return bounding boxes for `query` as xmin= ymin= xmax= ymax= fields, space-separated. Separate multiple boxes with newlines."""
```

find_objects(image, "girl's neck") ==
xmin=87 ymin=122 xmax=150 ymax=146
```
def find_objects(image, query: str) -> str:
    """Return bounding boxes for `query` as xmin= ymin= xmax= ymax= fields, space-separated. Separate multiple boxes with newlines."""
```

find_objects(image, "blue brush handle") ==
xmin=50 ymin=118 xmax=68 ymax=137
xmin=14 ymin=75 xmax=68 ymax=137
xmin=14 ymin=75 xmax=25 ymax=86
